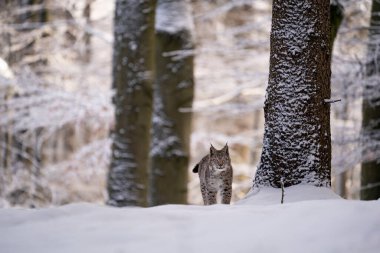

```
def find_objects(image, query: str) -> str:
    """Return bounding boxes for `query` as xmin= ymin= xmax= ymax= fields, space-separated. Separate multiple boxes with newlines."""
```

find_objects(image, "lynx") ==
xmin=192 ymin=144 xmax=233 ymax=205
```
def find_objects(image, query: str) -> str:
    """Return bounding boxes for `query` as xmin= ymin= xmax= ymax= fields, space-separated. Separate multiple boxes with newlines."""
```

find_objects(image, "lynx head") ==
xmin=209 ymin=143 xmax=231 ymax=171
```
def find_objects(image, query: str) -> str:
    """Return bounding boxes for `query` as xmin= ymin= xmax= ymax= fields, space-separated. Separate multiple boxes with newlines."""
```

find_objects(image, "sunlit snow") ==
xmin=0 ymin=185 xmax=379 ymax=253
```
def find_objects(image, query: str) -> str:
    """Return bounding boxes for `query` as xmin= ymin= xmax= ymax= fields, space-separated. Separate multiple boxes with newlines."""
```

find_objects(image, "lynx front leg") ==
xmin=200 ymin=183 xmax=208 ymax=205
xmin=206 ymin=189 xmax=217 ymax=205
xmin=221 ymin=185 xmax=232 ymax=204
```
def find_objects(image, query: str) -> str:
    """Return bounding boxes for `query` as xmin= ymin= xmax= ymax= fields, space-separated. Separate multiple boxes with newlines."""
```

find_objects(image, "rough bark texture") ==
xmin=107 ymin=0 xmax=156 ymax=207
xmin=149 ymin=0 xmax=194 ymax=205
xmin=253 ymin=0 xmax=331 ymax=188
xmin=361 ymin=0 xmax=380 ymax=200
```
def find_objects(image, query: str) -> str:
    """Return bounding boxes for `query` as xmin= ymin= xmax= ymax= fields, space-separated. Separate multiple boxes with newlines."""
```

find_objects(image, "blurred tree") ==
xmin=107 ymin=0 xmax=156 ymax=207
xmin=361 ymin=0 xmax=380 ymax=200
xmin=18 ymin=0 xmax=50 ymax=169
xmin=0 ymin=0 xmax=53 ymax=207
xmin=253 ymin=0 xmax=331 ymax=188
xmin=149 ymin=0 xmax=195 ymax=205
xmin=81 ymin=0 xmax=93 ymax=62
xmin=18 ymin=0 xmax=49 ymax=24
xmin=330 ymin=0 xmax=347 ymax=198
xmin=1 ymin=0 xmax=50 ymax=184
xmin=330 ymin=0 xmax=344 ymax=51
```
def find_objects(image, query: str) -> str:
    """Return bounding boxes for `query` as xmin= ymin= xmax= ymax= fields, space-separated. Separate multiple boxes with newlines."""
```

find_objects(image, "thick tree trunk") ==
xmin=107 ymin=0 xmax=156 ymax=207
xmin=149 ymin=0 xmax=194 ymax=205
xmin=253 ymin=0 xmax=331 ymax=188
xmin=361 ymin=0 xmax=380 ymax=200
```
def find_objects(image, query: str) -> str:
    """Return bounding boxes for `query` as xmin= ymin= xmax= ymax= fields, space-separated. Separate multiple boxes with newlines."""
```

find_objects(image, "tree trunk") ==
xmin=253 ymin=0 xmax=331 ymax=188
xmin=107 ymin=0 xmax=156 ymax=207
xmin=330 ymin=1 xmax=347 ymax=198
xmin=149 ymin=0 xmax=195 ymax=205
xmin=361 ymin=0 xmax=380 ymax=200
xmin=82 ymin=0 xmax=92 ymax=62
xmin=330 ymin=1 xmax=344 ymax=52
xmin=20 ymin=0 xmax=49 ymax=24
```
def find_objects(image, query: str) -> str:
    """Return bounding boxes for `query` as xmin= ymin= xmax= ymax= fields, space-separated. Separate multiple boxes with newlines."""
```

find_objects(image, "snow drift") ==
xmin=0 ymin=185 xmax=379 ymax=253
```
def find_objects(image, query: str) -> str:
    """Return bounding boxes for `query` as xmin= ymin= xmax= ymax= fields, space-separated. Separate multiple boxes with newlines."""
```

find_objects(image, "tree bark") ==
xmin=107 ymin=0 xmax=156 ymax=207
xmin=149 ymin=0 xmax=194 ymax=205
xmin=253 ymin=0 xmax=331 ymax=188
xmin=361 ymin=0 xmax=380 ymax=200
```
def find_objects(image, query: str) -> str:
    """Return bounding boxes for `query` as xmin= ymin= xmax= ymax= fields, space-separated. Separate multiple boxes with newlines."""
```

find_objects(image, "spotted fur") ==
xmin=192 ymin=144 xmax=233 ymax=205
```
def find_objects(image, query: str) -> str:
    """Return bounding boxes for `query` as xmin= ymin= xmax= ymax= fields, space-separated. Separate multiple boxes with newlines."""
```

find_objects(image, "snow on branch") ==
xmin=156 ymin=0 xmax=194 ymax=34
xmin=44 ymin=138 xmax=111 ymax=205
xmin=0 ymin=69 xmax=113 ymax=133
xmin=195 ymin=0 xmax=269 ymax=20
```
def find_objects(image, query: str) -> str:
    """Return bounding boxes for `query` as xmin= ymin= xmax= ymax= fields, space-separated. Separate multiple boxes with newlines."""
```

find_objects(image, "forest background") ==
xmin=0 ymin=0 xmax=376 ymax=207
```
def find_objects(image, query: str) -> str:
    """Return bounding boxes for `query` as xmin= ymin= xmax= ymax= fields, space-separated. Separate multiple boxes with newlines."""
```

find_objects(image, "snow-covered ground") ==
xmin=0 ymin=185 xmax=379 ymax=253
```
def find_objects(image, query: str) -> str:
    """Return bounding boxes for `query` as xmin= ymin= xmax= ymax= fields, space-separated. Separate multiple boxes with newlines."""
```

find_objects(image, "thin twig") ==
xmin=280 ymin=178 xmax=285 ymax=204
xmin=324 ymin=98 xmax=342 ymax=104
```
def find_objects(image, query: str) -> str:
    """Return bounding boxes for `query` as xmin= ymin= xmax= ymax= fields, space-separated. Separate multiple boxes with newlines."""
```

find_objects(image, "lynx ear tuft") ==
xmin=210 ymin=144 xmax=216 ymax=156
xmin=223 ymin=143 xmax=229 ymax=155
